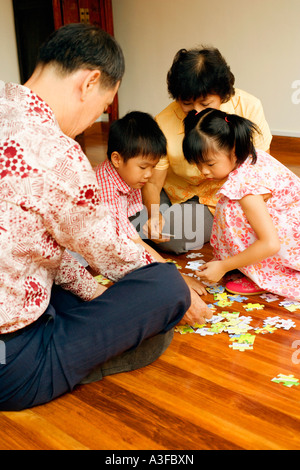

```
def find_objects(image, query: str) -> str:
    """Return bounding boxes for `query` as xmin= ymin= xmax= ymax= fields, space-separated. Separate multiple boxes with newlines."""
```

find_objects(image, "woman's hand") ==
xmin=142 ymin=213 xmax=170 ymax=243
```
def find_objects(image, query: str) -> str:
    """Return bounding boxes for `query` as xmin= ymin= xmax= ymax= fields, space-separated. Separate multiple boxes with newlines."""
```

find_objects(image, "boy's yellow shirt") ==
xmin=155 ymin=88 xmax=272 ymax=213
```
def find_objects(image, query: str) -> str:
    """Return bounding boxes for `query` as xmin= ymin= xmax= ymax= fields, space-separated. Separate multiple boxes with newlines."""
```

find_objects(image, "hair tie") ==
xmin=225 ymin=116 xmax=229 ymax=123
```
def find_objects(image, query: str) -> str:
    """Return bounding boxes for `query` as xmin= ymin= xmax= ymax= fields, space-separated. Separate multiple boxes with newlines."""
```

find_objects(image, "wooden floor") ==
xmin=1 ymin=129 xmax=300 ymax=450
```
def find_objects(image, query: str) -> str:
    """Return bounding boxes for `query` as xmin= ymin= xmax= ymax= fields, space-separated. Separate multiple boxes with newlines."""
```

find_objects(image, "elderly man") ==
xmin=0 ymin=24 xmax=211 ymax=411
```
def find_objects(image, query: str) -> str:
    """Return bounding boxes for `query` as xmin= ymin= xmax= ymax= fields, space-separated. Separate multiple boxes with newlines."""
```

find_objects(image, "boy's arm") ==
xmin=132 ymin=235 xmax=166 ymax=263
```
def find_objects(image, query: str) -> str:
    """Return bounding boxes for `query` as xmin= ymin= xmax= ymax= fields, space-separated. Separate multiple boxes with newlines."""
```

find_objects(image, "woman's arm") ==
xmin=141 ymin=168 xmax=169 ymax=242
xmin=197 ymin=194 xmax=281 ymax=283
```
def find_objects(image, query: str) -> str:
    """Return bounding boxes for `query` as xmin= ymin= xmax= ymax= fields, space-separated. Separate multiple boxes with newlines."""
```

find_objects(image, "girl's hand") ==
xmin=196 ymin=260 xmax=227 ymax=284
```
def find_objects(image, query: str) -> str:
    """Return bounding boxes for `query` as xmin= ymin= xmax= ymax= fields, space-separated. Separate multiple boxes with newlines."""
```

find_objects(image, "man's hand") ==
xmin=182 ymin=273 xmax=207 ymax=296
xmin=181 ymin=287 xmax=212 ymax=326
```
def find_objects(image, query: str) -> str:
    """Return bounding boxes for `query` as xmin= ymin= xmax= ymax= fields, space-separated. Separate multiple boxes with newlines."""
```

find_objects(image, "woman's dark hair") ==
xmin=107 ymin=111 xmax=167 ymax=162
xmin=37 ymin=23 xmax=125 ymax=89
xmin=167 ymin=47 xmax=235 ymax=103
xmin=183 ymin=109 xmax=259 ymax=166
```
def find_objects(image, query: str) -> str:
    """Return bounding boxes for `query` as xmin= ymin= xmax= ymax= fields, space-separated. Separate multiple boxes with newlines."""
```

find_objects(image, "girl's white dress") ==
xmin=211 ymin=150 xmax=300 ymax=300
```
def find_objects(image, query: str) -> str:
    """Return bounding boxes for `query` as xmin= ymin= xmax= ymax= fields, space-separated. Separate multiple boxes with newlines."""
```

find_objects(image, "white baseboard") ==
xmin=271 ymin=129 xmax=300 ymax=138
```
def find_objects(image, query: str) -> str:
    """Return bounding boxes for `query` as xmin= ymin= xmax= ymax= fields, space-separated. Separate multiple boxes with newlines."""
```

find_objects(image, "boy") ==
xmin=96 ymin=111 xmax=167 ymax=262
xmin=96 ymin=110 xmax=211 ymax=325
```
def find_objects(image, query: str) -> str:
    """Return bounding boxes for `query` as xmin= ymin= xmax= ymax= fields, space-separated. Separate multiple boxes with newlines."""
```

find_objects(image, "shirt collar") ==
xmin=173 ymin=101 xmax=186 ymax=135
xmin=103 ymin=159 xmax=133 ymax=195
xmin=5 ymin=82 xmax=58 ymax=128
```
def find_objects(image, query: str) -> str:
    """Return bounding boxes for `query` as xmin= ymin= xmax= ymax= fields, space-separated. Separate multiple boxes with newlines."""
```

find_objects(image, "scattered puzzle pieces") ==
xmin=174 ymin=279 xmax=298 ymax=364
xmin=229 ymin=342 xmax=254 ymax=351
xmin=229 ymin=333 xmax=256 ymax=351
xmin=165 ymin=259 xmax=182 ymax=269
xmin=271 ymin=374 xmax=299 ymax=387
xmin=260 ymin=293 xmax=279 ymax=302
xmin=279 ymin=299 xmax=300 ymax=312
xmin=227 ymin=294 xmax=249 ymax=303
xmin=264 ymin=316 xmax=296 ymax=331
xmin=185 ymin=260 xmax=205 ymax=270
xmin=243 ymin=303 xmax=265 ymax=311
xmin=174 ymin=325 xmax=195 ymax=334
xmin=254 ymin=325 xmax=278 ymax=334
xmin=206 ymin=285 xmax=226 ymax=294
xmin=94 ymin=274 xmax=111 ymax=285
xmin=215 ymin=299 xmax=234 ymax=308
xmin=186 ymin=252 xmax=204 ymax=259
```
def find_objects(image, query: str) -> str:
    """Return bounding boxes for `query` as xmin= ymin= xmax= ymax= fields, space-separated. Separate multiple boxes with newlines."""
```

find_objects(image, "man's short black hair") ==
xmin=37 ymin=23 xmax=125 ymax=89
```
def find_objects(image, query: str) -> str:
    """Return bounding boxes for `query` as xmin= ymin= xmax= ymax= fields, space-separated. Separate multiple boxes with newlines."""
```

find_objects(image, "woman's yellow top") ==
xmin=155 ymin=88 xmax=272 ymax=213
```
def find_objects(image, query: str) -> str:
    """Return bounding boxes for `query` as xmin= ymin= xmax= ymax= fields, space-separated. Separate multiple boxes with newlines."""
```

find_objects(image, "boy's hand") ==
xmin=90 ymin=284 xmax=108 ymax=299
xmin=196 ymin=260 xmax=227 ymax=284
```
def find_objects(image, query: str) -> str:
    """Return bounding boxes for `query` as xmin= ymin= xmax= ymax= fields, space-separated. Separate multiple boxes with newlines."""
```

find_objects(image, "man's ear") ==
xmin=80 ymin=69 xmax=101 ymax=101
xmin=110 ymin=151 xmax=123 ymax=169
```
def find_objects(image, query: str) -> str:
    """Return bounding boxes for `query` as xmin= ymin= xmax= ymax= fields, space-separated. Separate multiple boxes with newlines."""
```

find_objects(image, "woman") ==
xmin=141 ymin=47 xmax=272 ymax=256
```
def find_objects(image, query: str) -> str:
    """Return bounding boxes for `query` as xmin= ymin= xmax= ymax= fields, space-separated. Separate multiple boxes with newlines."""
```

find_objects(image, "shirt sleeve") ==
xmin=44 ymin=149 xmax=154 ymax=284
xmin=247 ymin=98 xmax=272 ymax=151
xmin=218 ymin=162 xmax=271 ymax=201
xmin=154 ymin=154 xmax=170 ymax=171
xmin=54 ymin=250 xmax=99 ymax=300
xmin=154 ymin=114 xmax=170 ymax=171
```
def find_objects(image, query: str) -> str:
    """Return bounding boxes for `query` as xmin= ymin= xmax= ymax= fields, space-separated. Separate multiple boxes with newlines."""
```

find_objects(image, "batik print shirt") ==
xmin=0 ymin=82 xmax=153 ymax=333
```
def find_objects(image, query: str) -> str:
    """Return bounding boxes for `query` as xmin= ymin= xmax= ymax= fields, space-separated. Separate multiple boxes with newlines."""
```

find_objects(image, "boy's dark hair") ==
xmin=37 ymin=23 xmax=125 ymax=89
xmin=183 ymin=109 xmax=259 ymax=166
xmin=167 ymin=47 xmax=235 ymax=103
xmin=107 ymin=111 xmax=167 ymax=162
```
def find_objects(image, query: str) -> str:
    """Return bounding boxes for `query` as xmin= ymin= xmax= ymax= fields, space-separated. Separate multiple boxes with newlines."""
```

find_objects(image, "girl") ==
xmin=182 ymin=109 xmax=300 ymax=301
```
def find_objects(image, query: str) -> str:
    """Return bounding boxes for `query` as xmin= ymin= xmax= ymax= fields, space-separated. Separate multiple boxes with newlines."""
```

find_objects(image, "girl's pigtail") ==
xmin=226 ymin=114 xmax=260 ymax=164
xmin=183 ymin=109 xmax=202 ymax=134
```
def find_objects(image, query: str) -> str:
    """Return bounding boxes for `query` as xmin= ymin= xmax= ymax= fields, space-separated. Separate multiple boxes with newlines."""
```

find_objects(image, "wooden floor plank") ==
xmin=34 ymin=393 xmax=160 ymax=450
xmin=0 ymin=410 xmax=89 ymax=450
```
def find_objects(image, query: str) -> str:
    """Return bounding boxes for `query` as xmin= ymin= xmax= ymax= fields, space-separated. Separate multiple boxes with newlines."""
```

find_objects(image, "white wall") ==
xmin=1 ymin=0 xmax=299 ymax=136
xmin=112 ymin=0 xmax=300 ymax=136
xmin=0 ymin=0 xmax=20 ymax=83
